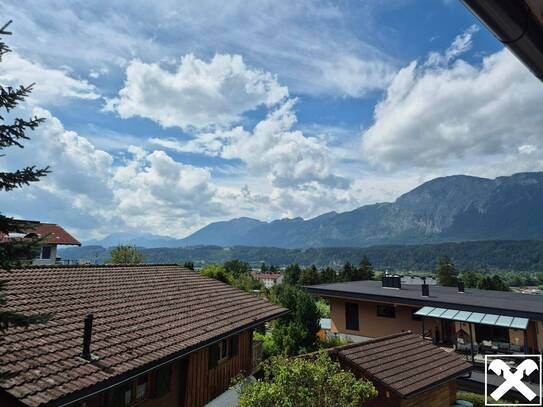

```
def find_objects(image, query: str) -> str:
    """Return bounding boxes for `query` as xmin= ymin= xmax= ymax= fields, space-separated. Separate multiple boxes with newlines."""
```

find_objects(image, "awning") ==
xmin=414 ymin=306 xmax=529 ymax=330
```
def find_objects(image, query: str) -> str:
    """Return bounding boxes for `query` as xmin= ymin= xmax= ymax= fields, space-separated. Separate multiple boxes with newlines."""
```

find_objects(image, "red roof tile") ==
xmin=334 ymin=332 xmax=472 ymax=398
xmin=0 ymin=222 xmax=80 ymax=246
xmin=0 ymin=264 xmax=287 ymax=406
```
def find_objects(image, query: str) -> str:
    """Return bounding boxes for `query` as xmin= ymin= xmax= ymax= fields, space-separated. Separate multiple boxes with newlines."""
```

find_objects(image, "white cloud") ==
xmin=361 ymin=46 xmax=543 ymax=170
xmin=1 ymin=0 xmax=396 ymax=98
xmin=0 ymin=108 xmax=228 ymax=238
xmin=106 ymin=54 xmax=288 ymax=129
xmin=0 ymin=52 xmax=99 ymax=105
xmin=151 ymin=99 xmax=349 ymax=189
xmin=427 ymin=25 xmax=479 ymax=66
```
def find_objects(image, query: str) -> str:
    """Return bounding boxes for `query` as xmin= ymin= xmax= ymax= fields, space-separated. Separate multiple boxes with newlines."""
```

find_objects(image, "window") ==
xmin=135 ymin=375 xmax=148 ymax=401
xmin=345 ymin=302 xmax=359 ymax=331
xmin=41 ymin=246 xmax=52 ymax=259
xmin=377 ymin=304 xmax=396 ymax=318
xmin=110 ymin=375 xmax=150 ymax=406
xmin=208 ymin=335 xmax=240 ymax=369
xmin=152 ymin=365 xmax=172 ymax=399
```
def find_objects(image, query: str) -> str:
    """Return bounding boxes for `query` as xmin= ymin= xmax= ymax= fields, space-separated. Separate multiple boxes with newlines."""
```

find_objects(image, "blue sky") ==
xmin=1 ymin=0 xmax=542 ymax=240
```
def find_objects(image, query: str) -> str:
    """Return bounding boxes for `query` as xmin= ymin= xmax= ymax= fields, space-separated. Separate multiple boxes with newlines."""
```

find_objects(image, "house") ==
xmin=0 ymin=220 xmax=80 ymax=265
xmin=0 ymin=264 xmax=288 ymax=407
xmin=251 ymin=272 xmax=283 ymax=288
xmin=327 ymin=331 xmax=472 ymax=407
xmin=305 ymin=277 xmax=543 ymax=360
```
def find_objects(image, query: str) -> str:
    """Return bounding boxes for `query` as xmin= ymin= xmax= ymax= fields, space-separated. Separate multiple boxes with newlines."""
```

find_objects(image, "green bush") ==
xmin=238 ymin=351 xmax=377 ymax=407
xmin=456 ymin=391 xmax=517 ymax=406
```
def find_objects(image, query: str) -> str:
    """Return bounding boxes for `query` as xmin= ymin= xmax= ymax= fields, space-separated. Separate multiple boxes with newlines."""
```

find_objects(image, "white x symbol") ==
xmin=488 ymin=359 xmax=538 ymax=401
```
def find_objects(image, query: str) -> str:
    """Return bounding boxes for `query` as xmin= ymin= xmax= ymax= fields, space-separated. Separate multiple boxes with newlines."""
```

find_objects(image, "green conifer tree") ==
xmin=0 ymin=21 xmax=50 ymax=331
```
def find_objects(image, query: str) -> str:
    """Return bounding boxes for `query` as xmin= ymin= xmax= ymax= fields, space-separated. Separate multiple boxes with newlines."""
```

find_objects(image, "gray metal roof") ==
xmin=305 ymin=280 xmax=543 ymax=320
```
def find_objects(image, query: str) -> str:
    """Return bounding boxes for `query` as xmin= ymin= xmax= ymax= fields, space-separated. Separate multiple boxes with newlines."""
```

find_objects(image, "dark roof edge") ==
xmin=50 ymin=308 xmax=289 ymax=407
xmin=331 ymin=331 xmax=413 ymax=353
xmin=5 ymin=263 xmax=184 ymax=270
xmin=304 ymin=287 xmax=543 ymax=321
xmin=403 ymin=365 xmax=473 ymax=399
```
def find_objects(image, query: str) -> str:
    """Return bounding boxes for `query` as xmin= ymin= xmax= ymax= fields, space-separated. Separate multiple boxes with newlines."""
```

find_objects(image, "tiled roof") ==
xmin=334 ymin=332 xmax=472 ymax=398
xmin=0 ymin=222 xmax=80 ymax=246
xmin=0 ymin=264 xmax=287 ymax=406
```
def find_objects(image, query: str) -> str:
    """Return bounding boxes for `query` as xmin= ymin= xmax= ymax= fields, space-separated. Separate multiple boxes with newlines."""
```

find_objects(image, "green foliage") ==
xmin=320 ymin=267 xmax=336 ymax=283
xmin=460 ymin=271 xmax=510 ymax=291
xmin=477 ymin=274 xmax=509 ymax=291
xmin=298 ymin=265 xmax=320 ymax=286
xmin=233 ymin=272 xmax=262 ymax=292
xmin=318 ymin=335 xmax=351 ymax=349
xmin=315 ymin=299 xmax=330 ymax=318
xmin=182 ymin=261 xmax=194 ymax=270
xmin=357 ymin=256 xmax=374 ymax=280
xmin=201 ymin=264 xmax=233 ymax=284
xmin=271 ymin=285 xmax=321 ymax=356
xmin=237 ymin=351 xmax=377 ymax=407
xmin=283 ymin=264 xmax=301 ymax=286
xmin=109 ymin=245 xmax=144 ymax=265
xmin=253 ymin=331 xmax=279 ymax=359
xmin=338 ymin=261 xmax=356 ymax=282
xmin=436 ymin=256 xmax=458 ymax=287
xmin=456 ymin=391 xmax=516 ymax=406
xmin=224 ymin=259 xmax=250 ymax=278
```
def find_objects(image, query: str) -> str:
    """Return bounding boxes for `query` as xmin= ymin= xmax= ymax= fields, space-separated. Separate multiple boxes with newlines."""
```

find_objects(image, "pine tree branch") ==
xmin=0 ymin=84 xmax=37 ymax=112
xmin=0 ymin=116 xmax=45 ymax=149
xmin=0 ymin=20 xmax=12 ymax=62
xmin=0 ymin=166 xmax=50 ymax=191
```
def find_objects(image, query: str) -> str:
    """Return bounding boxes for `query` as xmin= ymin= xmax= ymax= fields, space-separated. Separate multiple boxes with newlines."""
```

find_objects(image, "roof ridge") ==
xmin=333 ymin=331 xmax=413 ymax=352
xmin=5 ymin=263 xmax=183 ymax=270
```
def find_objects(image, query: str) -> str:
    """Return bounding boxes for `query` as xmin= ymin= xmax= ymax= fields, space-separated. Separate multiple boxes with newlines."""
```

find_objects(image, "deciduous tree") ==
xmin=109 ymin=245 xmax=144 ymax=265
xmin=238 ymin=351 xmax=377 ymax=407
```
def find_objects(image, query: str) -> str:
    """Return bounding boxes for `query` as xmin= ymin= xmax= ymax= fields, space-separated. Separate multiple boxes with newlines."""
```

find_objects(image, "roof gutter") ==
xmin=52 ymin=309 xmax=289 ymax=407
xmin=461 ymin=0 xmax=543 ymax=80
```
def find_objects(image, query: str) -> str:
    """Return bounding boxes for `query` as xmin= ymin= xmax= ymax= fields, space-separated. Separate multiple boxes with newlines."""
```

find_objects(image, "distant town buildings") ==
xmin=251 ymin=272 xmax=284 ymax=288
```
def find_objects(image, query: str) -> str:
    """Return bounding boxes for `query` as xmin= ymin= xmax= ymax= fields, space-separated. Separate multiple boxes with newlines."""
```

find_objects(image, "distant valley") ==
xmin=60 ymin=240 xmax=543 ymax=272
xmin=85 ymin=172 xmax=543 ymax=249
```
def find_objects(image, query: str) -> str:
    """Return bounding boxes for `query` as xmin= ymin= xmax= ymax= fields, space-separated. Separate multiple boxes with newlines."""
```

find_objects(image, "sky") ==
xmin=1 ymin=0 xmax=543 ymax=241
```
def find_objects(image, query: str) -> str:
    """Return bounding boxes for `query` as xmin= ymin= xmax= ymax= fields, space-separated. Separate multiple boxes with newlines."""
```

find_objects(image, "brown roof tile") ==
xmin=0 ymin=264 xmax=287 ymax=406
xmin=334 ymin=332 xmax=472 ymax=398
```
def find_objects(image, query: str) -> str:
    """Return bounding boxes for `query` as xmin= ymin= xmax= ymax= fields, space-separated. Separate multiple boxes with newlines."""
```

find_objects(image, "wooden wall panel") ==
xmin=183 ymin=329 xmax=252 ymax=407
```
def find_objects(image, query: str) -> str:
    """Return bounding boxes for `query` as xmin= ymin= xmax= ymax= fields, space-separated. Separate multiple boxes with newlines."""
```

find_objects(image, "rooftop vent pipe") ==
xmin=382 ymin=275 xmax=401 ymax=289
xmin=461 ymin=0 xmax=543 ymax=80
xmin=82 ymin=313 xmax=93 ymax=360
xmin=421 ymin=277 xmax=429 ymax=297
xmin=458 ymin=281 xmax=465 ymax=293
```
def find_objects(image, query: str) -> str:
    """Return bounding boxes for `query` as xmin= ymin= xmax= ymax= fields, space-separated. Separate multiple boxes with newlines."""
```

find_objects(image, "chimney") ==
xmin=382 ymin=275 xmax=401 ymax=289
xmin=421 ymin=277 xmax=429 ymax=297
xmin=458 ymin=281 xmax=465 ymax=293
xmin=82 ymin=313 xmax=93 ymax=360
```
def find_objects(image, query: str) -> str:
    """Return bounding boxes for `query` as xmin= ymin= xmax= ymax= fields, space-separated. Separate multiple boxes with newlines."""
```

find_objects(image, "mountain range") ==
xmin=84 ymin=172 xmax=543 ymax=249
